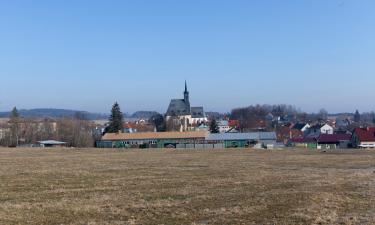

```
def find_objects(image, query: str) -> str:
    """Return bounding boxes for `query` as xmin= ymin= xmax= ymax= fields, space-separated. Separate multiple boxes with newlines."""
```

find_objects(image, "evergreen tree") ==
xmin=107 ymin=102 xmax=124 ymax=133
xmin=10 ymin=107 xmax=19 ymax=119
xmin=354 ymin=110 xmax=361 ymax=123
xmin=150 ymin=113 xmax=166 ymax=132
xmin=209 ymin=119 xmax=220 ymax=133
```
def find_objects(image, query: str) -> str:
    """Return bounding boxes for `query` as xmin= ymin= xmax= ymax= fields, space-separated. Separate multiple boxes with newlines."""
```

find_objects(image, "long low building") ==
xmin=206 ymin=132 xmax=277 ymax=148
xmin=98 ymin=131 xmax=209 ymax=148
xmin=97 ymin=131 xmax=277 ymax=149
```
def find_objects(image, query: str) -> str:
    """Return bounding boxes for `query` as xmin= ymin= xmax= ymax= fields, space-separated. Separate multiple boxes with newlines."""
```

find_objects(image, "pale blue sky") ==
xmin=0 ymin=0 xmax=374 ymax=114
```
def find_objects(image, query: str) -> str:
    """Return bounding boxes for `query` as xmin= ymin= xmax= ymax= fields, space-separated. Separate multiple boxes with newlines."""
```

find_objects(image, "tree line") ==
xmin=2 ymin=102 xmax=375 ymax=147
xmin=0 ymin=107 xmax=96 ymax=147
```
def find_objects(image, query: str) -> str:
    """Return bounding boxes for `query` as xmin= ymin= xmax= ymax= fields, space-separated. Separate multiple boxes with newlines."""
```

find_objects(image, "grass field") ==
xmin=0 ymin=148 xmax=374 ymax=225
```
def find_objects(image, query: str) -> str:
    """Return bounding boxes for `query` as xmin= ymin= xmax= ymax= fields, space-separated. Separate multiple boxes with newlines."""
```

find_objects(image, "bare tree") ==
xmin=56 ymin=118 xmax=95 ymax=147
xmin=166 ymin=116 xmax=183 ymax=132
xmin=318 ymin=108 xmax=328 ymax=122
xmin=9 ymin=107 xmax=20 ymax=147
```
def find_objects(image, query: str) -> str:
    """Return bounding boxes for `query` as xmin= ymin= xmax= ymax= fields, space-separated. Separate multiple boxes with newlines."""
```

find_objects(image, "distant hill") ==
xmin=0 ymin=108 xmax=108 ymax=120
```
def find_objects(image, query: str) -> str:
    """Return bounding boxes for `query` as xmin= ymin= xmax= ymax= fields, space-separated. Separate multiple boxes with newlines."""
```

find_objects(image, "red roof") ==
xmin=290 ymin=134 xmax=351 ymax=144
xmin=353 ymin=127 xmax=375 ymax=142
xmin=317 ymin=134 xmax=351 ymax=143
xmin=228 ymin=120 xmax=239 ymax=127
xmin=289 ymin=137 xmax=316 ymax=143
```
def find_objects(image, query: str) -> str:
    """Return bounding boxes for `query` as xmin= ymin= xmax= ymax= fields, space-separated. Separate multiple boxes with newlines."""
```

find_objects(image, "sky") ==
xmin=0 ymin=0 xmax=374 ymax=114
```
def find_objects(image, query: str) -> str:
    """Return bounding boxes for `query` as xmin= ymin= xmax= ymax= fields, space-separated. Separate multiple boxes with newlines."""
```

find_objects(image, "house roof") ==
xmin=317 ymin=134 xmax=351 ymax=143
xmin=292 ymin=123 xmax=308 ymax=130
xmin=290 ymin=134 xmax=351 ymax=144
xmin=38 ymin=140 xmax=66 ymax=145
xmin=102 ymin=131 xmax=209 ymax=141
xmin=218 ymin=120 xmax=229 ymax=126
xmin=277 ymin=126 xmax=303 ymax=138
xmin=310 ymin=124 xmax=324 ymax=129
xmin=206 ymin=132 xmax=276 ymax=141
xmin=228 ymin=120 xmax=239 ymax=127
xmin=289 ymin=137 xmax=316 ymax=143
xmin=353 ymin=127 xmax=375 ymax=142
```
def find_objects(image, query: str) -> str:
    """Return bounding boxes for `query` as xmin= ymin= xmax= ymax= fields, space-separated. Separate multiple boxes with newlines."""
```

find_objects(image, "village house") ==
xmin=195 ymin=124 xmax=209 ymax=132
xmin=228 ymin=120 xmax=240 ymax=129
xmin=123 ymin=121 xmax=154 ymax=133
xmin=305 ymin=123 xmax=334 ymax=137
xmin=277 ymin=126 xmax=303 ymax=144
xmin=290 ymin=122 xmax=310 ymax=133
xmin=352 ymin=127 xmax=375 ymax=148
xmin=217 ymin=120 xmax=231 ymax=133
xmin=0 ymin=123 xmax=10 ymax=141
xmin=289 ymin=134 xmax=351 ymax=149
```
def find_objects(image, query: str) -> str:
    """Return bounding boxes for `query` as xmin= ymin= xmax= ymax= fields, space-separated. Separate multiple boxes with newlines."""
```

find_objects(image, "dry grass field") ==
xmin=0 ymin=148 xmax=374 ymax=225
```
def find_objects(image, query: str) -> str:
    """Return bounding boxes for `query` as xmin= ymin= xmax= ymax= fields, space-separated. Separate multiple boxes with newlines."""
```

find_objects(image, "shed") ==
xmin=37 ymin=140 xmax=67 ymax=148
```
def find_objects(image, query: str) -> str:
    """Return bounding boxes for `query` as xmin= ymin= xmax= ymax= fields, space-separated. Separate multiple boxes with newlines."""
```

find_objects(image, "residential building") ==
xmin=316 ymin=134 xmax=351 ymax=149
xmin=277 ymin=126 xmax=303 ymax=144
xmin=291 ymin=123 xmax=310 ymax=132
xmin=0 ymin=124 xmax=10 ymax=140
xmin=306 ymin=123 xmax=334 ymax=137
xmin=217 ymin=120 xmax=231 ymax=133
xmin=228 ymin=120 xmax=239 ymax=127
xmin=352 ymin=127 xmax=375 ymax=148
xmin=196 ymin=124 xmax=209 ymax=132
xmin=289 ymin=134 xmax=351 ymax=149
xmin=320 ymin=124 xmax=334 ymax=134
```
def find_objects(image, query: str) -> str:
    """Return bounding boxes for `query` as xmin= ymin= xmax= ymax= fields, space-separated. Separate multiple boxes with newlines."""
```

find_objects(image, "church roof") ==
xmin=191 ymin=107 xmax=205 ymax=118
xmin=166 ymin=99 xmax=191 ymax=116
xmin=166 ymin=82 xmax=205 ymax=118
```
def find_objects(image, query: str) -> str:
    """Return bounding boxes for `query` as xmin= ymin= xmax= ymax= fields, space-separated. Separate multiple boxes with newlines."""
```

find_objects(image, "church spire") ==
xmin=184 ymin=80 xmax=189 ymax=104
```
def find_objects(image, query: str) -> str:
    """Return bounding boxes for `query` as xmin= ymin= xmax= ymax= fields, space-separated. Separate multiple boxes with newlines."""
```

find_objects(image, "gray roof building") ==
xmin=206 ymin=132 xmax=277 ymax=141
xmin=166 ymin=82 xmax=206 ymax=118
xmin=191 ymin=107 xmax=205 ymax=118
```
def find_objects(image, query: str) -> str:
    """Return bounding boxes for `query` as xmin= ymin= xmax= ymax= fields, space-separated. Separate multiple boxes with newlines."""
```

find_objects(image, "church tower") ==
xmin=184 ymin=80 xmax=190 ymax=105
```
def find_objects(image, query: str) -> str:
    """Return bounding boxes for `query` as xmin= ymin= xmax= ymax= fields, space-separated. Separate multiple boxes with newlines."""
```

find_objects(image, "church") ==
xmin=166 ymin=82 xmax=208 ymax=131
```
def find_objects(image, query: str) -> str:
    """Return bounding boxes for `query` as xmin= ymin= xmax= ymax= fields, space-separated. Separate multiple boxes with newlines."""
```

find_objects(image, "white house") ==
xmin=320 ymin=124 xmax=334 ymax=134
xmin=218 ymin=120 xmax=231 ymax=133
xmin=292 ymin=123 xmax=311 ymax=132
xmin=306 ymin=123 xmax=334 ymax=137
